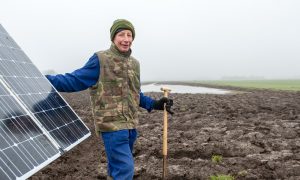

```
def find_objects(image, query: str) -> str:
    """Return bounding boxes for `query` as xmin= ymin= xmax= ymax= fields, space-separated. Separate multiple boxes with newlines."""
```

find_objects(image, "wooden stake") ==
xmin=161 ymin=87 xmax=171 ymax=180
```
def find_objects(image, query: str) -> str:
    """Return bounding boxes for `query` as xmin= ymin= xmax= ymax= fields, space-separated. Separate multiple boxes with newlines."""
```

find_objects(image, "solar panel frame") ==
xmin=0 ymin=24 xmax=91 ymax=180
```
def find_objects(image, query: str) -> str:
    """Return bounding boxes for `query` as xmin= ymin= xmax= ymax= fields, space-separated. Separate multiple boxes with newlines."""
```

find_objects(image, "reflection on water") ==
xmin=141 ymin=84 xmax=230 ymax=94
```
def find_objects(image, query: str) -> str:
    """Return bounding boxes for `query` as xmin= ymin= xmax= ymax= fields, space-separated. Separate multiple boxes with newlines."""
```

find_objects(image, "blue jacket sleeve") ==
xmin=46 ymin=54 xmax=100 ymax=92
xmin=139 ymin=92 xmax=155 ymax=112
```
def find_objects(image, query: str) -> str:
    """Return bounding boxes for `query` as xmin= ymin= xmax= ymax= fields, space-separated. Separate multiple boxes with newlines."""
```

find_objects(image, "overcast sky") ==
xmin=0 ymin=0 xmax=299 ymax=81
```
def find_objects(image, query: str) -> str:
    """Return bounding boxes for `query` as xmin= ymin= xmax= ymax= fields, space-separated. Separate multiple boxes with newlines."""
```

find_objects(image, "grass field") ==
xmin=198 ymin=79 xmax=300 ymax=91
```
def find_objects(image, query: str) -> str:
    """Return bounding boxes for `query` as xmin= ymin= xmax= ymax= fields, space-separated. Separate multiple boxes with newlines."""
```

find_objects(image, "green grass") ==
xmin=212 ymin=155 xmax=223 ymax=163
xmin=209 ymin=174 xmax=235 ymax=180
xmin=198 ymin=79 xmax=300 ymax=91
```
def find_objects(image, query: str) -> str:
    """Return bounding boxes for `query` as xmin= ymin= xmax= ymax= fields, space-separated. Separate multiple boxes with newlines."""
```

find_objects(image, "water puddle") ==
xmin=141 ymin=83 xmax=231 ymax=94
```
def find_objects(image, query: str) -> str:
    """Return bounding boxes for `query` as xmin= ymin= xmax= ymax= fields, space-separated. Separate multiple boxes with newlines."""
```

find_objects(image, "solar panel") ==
xmin=0 ymin=24 xmax=91 ymax=179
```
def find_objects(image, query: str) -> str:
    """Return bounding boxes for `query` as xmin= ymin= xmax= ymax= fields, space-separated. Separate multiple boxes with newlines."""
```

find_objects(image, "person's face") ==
xmin=113 ymin=30 xmax=133 ymax=52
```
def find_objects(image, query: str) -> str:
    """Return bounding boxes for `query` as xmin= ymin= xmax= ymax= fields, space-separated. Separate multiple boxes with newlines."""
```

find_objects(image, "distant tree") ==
xmin=42 ymin=69 xmax=57 ymax=75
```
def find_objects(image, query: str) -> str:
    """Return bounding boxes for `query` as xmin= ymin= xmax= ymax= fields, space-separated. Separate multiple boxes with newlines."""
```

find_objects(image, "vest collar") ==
xmin=110 ymin=43 xmax=132 ymax=58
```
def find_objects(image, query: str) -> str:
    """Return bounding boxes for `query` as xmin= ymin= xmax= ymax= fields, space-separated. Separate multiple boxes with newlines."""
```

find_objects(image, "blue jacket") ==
xmin=46 ymin=54 xmax=155 ymax=112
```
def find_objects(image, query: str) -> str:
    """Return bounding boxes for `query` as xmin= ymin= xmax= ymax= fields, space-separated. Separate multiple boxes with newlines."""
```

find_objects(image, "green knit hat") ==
xmin=110 ymin=19 xmax=135 ymax=41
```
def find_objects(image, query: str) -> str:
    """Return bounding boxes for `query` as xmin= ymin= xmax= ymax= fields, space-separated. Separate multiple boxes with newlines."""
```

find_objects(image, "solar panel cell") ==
xmin=0 ymin=151 xmax=22 ymax=178
xmin=0 ymin=164 xmax=13 ymax=180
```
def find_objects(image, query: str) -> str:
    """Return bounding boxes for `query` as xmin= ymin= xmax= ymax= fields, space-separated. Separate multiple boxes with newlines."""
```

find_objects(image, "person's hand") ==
xmin=153 ymin=97 xmax=174 ymax=115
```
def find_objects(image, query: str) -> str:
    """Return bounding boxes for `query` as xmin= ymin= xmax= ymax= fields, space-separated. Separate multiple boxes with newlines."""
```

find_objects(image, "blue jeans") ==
xmin=101 ymin=129 xmax=138 ymax=180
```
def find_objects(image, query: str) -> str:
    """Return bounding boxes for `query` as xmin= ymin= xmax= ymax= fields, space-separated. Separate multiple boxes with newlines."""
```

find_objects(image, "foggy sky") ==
xmin=1 ymin=0 xmax=299 ymax=81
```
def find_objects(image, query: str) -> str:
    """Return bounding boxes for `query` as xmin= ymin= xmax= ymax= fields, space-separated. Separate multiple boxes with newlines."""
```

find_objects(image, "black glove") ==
xmin=153 ymin=97 xmax=174 ymax=115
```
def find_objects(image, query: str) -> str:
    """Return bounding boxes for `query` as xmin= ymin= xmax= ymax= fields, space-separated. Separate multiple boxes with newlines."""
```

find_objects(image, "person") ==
xmin=46 ymin=19 xmax=174 ymax=180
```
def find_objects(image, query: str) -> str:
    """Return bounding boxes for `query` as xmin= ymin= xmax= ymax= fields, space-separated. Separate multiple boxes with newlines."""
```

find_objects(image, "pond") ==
xmin=141 ymin=83 xmax=231 ymax=94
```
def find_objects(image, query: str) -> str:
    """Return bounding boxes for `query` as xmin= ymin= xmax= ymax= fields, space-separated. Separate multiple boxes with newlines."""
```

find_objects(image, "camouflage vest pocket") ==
xmin=101 ymin=79 xmax=123 ymax=96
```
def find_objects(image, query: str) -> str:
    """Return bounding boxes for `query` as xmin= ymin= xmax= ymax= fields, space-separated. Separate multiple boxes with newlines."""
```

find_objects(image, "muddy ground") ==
xmin=30 ymin=85 xmax=300 ymax=180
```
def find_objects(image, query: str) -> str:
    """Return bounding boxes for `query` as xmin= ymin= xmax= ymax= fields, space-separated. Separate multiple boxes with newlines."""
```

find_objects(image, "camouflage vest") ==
xmin=89 ymin=44 xmax=140 ymax=133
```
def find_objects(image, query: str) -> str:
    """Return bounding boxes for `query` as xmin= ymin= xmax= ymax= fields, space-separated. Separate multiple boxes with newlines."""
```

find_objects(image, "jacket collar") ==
xmin=110 ymin=43 xmax=132 ymax=58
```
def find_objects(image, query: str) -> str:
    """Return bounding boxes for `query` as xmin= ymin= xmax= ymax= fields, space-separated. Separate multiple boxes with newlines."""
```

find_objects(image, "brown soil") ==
xmin=30 ymin=86 xmax=300 ymax=180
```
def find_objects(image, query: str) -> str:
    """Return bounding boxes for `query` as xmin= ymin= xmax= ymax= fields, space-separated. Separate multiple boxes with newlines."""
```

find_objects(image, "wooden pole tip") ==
xmin=160 ymin=87 xmax=171 ymax=92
